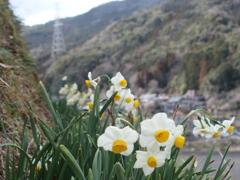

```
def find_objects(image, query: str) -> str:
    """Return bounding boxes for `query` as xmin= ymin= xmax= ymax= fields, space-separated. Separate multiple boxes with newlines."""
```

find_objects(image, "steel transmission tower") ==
xmin=51 ymin=18 xmax=66 ymax=60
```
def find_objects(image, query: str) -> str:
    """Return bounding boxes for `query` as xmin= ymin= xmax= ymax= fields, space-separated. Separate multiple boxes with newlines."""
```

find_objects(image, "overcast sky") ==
xmin=9 ymin=0 xmax=120 ymax=26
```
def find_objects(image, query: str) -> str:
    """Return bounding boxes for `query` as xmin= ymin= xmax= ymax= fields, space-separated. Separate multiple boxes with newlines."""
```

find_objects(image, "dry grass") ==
xmin=0 ymin=1 xmax=51 ymax=178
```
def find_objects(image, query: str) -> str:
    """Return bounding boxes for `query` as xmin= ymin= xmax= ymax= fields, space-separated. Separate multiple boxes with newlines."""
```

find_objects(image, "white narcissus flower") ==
xmin=134 ymin=147 xmax=167 ymax=176
xmin=62 ymin=76 xmax=67 ymax=81
xmin=106 ymin=86 xmax=125 ymax=105
xmin=204 ymin=124 xmax=222 ymax=138
xmin=192 ymin=117 xmax=211 ymax=135
xmin=169 ymin=125 xmax=185 ymax=148
xmin=165 ymin=125 xmax=185 ymax=159
xmin=59 ymin=84 xmax=69 ymax=95
xmin=85 ymin=72 xmax=98 ymax=88
xmin=193 ymin=117 xmax=222 ymax=138
xmin=87 ymin=94 xmax=95 ymax=110
xmin=122 ymin=89 xmax=134 ymax=108
xmin=111 ymin=72 xmax=127 ymax=91
xmin=97 ymin=126 xmax=138 ymax=156
xmin=69 ymin=83 xmax=78 ymax=94
xmin=222 ymin=117 xmax=235 ymax=134
xmin=125 ymin=100 xmax=139 ymax=116
xmin=139 ymin=113 xmax=176 ymax=148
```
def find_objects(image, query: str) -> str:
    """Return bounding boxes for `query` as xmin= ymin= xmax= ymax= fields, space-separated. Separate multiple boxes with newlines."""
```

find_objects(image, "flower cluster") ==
xmin=86 ymin=71 xmax=139 ymax=122
xmin=58 ymin=76 xmax=93 ymax=107
xmin=97 ymin=112 xmax=185 ymax=176
xmin=60 ymin=71 xmax=236 ymax=177
xmin=193 ymin=116 xmax=235 ymax=138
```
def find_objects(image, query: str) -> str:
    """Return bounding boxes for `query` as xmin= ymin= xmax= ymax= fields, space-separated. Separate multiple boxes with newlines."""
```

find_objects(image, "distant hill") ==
xmin=22 ymin=0 xmax=166 ymax=67
xmin=25 ymin=0 xmax=240 ymax=110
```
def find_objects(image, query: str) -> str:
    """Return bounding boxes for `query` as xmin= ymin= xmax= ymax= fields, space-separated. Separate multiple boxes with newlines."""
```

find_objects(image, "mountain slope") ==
xmin=22 ymin=0 xmax=166 ymax=64
xmin=44 ymin=0 xmax=240 ymax=109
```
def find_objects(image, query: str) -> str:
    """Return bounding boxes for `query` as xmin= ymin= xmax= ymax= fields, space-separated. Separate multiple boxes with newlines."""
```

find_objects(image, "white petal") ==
xmin=142 ymin=164 xmax=154 ymax=176
xmin=152 ymin=113 xmax=175 ymax=130
xmin=147 ymin=143 xmax=160 ymax=154
xmin=103 ymin=142 xmax=113 ymax=151
xmin=121 ymin=143 xmax=133 ymax=156
xmin=152 ymin=113 xmax=167 ymax=121
xmin=122 ymin=127 xmax=138 ymax=143
xmin=134 ymin=158 xmax=147 ymax=168
xmin=139 ymin=135 xmax=156 ymax=147
xmin=193 ymin=120 xmax=201 ymax=127
xmin=91 ymin=81 xmax=98 ymax=88
xmin=192 ymin=127 xmax=201 ymax=135
xmin=88 ymin=72 xmax=92 ymax=80
xmin=140 ymin=120 xmax=157 ymax=136
xmin=174 ymin=125 xmax=184 ymax=136
xmin=155 ymin=151 xmax=167 ymax=163
xmin=205 ymin=133 xmax=213 ymax=138
xmin=135 ymin=151 xmax=148 ymax=160
xmin=104 ymin=126 xmax=121 ymax=140
xmin=97 ymin=134 xmax=112 ymax=147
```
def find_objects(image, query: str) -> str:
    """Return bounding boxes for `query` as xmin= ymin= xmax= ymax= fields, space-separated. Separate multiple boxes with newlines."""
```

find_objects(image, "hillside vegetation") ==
xmin=30 ymin=0 xmax=240 ymax=110
xmin=0 ymin=0 xmax=49 ymax=170
xmin=22 ymin=0 xmax=166 ymax=69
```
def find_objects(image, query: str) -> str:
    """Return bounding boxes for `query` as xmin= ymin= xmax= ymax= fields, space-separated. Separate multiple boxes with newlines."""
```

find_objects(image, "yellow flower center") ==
xmin=125 ymin=97 xmax=132 ymax=103
xmin=100 ymin=113 xmax=105 ymax=119
xmin=133 ymin=100 xmax=139 ymax=108
xmin=227 ymin=126 xmax=234 ymax=134
xmin=112 ymin=140 xmax=127 ymax=154
xmin=85 ymin=80 xmax=92 ymax=88
xmin=147 ymin=156 xmax=157 ymax=168
xmin=35 ymin=166 xmax=41 ymax=173
xmin=114 ymin=94 xmax=121 ymax=101
xmin=201 ymin=130 xmax=207 ymax=133
xmin=174 ymin=136 xmax=185 ymax=148
xmin=87 ymin=102 xmax=93 ymax=110
xmin=119 ymin=79 xmax=127 ymax=87
xmin=213 ymin=131 xmax=221 ymax=138
xmin=155 ymin=130 xmax=170 ymax=143
xmin=133 ymin=117 xmax=137 ymax=122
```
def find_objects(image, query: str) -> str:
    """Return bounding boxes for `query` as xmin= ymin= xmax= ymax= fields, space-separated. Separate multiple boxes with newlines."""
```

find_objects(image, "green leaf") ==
xmin=99 ymin=91 xmax=118 ymax=116
xmin=119 ymin=118 xmax=136 ymax=130
xmin=17 ymin=118 xmax=29 ymax=178
xmin=201 ymin=142 xmax=215 ymax=176
xmin=5 ymin=147 xmax=10 ymax=180
xmin=39 ymin=121 xmax=58 ymax=150
xmin=88 ymin=168 xmax=94 ymax=180
xmin=213 ymin=143 xmax=231 ymax=179
xmin=40 ymin=81 xmax=63 ymax=131
xmin=92 ymin=148 xmax=102 ymax=180
xmin=29 ymin=112 xmax=39 ymax=145
xmin=115 ymin=162 xmax=125 ymax=180
xmin=175 ymin=154 xmax=194 ymax=178
xmin=0 ymin=143 xmax=31 ymax=163
xmin=60 ymin=144 xmax=86 ymax=180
